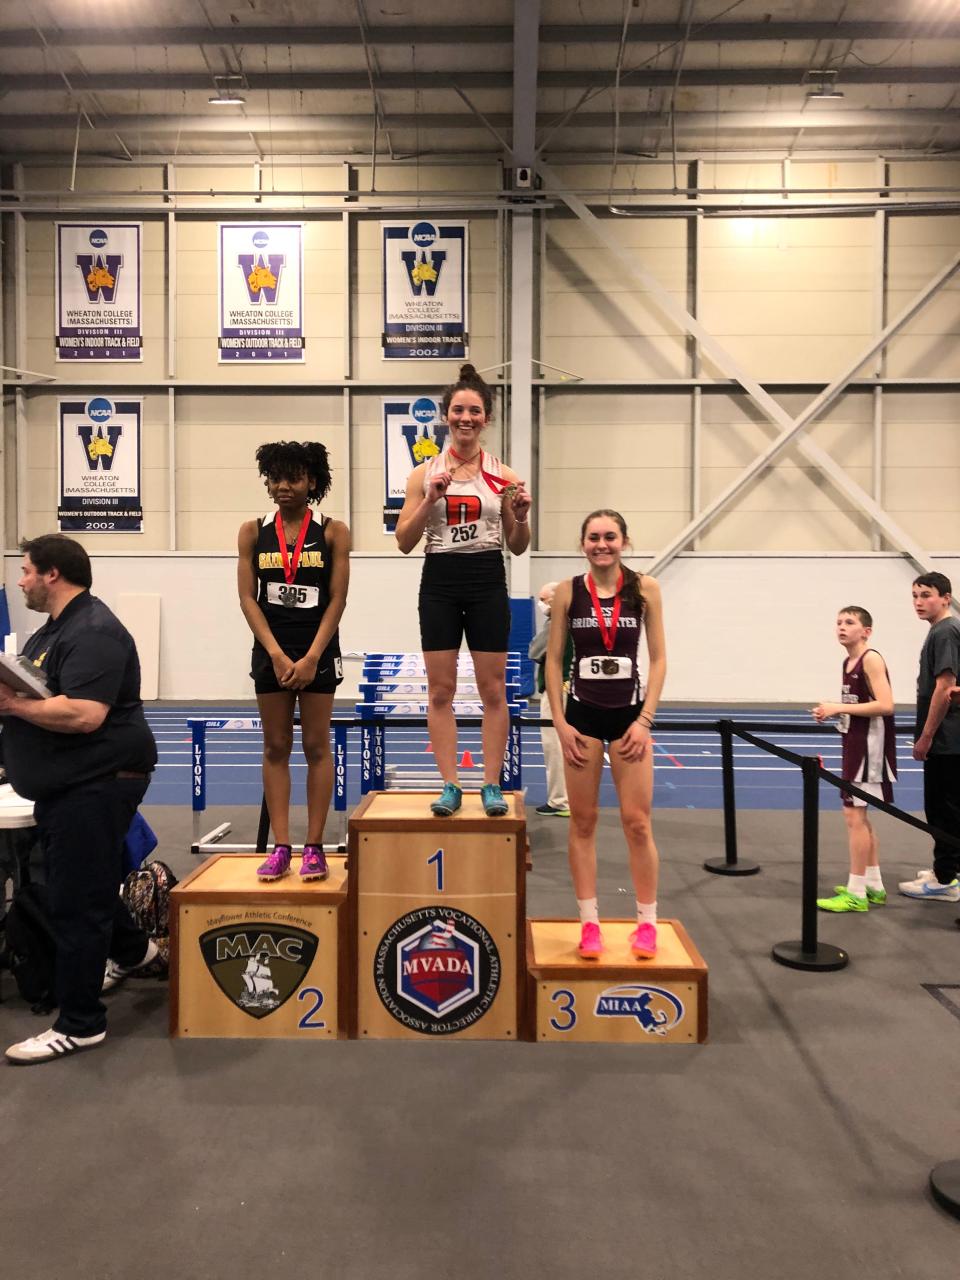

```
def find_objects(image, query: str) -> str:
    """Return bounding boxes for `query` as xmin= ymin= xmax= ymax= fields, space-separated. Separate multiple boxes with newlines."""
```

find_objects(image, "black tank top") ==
xmin=254 ymin=511 xmax=334 ymax=644
xmin=568 ymin=573 xmax=644 ymax=709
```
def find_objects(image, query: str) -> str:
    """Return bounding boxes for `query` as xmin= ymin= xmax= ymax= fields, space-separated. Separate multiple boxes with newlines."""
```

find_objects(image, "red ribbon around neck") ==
xmin=275 ymin=511 xmax=311 ymax=584
xmin=447 ymin=448 xmax=512 ymax=495
xmin=586 ymin=570 xmax=623 ymax=653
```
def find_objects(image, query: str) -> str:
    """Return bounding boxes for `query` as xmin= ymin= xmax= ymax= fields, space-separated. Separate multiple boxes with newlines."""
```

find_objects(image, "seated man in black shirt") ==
xmin=0 ymin=535 xmax=158 ymax=1064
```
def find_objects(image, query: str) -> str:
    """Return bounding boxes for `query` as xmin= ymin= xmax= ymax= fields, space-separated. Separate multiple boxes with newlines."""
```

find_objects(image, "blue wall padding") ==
xmin=509 ymin=596 xmax=536 ymax=696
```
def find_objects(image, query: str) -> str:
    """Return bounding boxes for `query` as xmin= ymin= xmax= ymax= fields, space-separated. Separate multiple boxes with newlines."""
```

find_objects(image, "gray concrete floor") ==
xmin=1 ymin=805 xmax=958 ymax=1278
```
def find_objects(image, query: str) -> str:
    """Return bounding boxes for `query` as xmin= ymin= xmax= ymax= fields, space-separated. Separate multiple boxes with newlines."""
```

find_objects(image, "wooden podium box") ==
xmin=526 ymin=919 xmax=708 ymax=1044
xmin=170 ymin=854 xmax=348 ymax=1039
xmin=349 ymin=791 xmax=526 ymax=1041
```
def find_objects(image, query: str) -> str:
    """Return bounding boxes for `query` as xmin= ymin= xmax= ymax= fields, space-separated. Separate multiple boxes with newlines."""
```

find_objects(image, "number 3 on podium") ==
xmin=549 ymin=988 xmax=577 ymax=1032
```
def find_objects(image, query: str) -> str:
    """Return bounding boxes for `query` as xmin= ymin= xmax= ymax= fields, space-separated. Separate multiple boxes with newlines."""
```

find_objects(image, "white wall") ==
xmin=6 ymin=551 xmax=955 ymax=705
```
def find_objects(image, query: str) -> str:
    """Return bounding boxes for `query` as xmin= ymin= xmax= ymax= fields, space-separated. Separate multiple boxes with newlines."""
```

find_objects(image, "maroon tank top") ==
xmin=568 ymin=573 xmax=644 ymax=709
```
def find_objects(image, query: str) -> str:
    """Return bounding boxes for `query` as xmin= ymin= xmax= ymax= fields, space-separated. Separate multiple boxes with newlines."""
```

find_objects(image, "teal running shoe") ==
xmin=431 ymin=783 xmax=462 ymax=817
xmin=480 ymin=783 xmax=508 ymax=817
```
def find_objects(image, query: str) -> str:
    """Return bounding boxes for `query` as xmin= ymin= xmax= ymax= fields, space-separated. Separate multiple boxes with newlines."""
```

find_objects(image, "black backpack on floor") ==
xmin=4 ymin=883 xmax=57 ymax=1014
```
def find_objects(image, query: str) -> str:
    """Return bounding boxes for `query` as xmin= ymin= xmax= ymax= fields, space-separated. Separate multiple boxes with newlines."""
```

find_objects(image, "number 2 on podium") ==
xmin=427 ymin=847 xmax=444 ymax=892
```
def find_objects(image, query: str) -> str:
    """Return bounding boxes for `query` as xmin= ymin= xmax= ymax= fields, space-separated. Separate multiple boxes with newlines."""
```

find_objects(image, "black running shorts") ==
xmin=564 ymin=695 xmax=644 ymax=744
xmin=251 ymin=638 xmax=343 ymax=695
xmin=418 ymin=549 xmax=512 ymax=653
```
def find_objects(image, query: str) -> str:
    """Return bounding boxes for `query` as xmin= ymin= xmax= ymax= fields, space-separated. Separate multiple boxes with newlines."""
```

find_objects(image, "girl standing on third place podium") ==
xmin=395 ymin=364 xmax=532 ymax=818
xmin=545 ymin=510 xmax=666 ymax=961
xmin=238 ymin=442 xmax=350 ymax=883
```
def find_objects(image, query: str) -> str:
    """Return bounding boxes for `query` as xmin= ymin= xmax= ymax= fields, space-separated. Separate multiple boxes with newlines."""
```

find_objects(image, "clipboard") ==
xmin=0 ymin=653 xmax=53 ymax=700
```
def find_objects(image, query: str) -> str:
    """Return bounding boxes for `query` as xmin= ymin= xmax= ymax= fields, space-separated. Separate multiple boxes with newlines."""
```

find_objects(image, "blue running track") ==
xmin=143 ymin=705 xmax=923 ymax=813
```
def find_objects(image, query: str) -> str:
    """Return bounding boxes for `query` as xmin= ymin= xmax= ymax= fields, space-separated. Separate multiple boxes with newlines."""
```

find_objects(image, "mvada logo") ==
xmin=594 ymin=984 xmax=684 ymax=1037
xmin=374 ymin=906 xmax=500 ymax=1035
xmin=199 ymin=925 xmax=319 ymax=1019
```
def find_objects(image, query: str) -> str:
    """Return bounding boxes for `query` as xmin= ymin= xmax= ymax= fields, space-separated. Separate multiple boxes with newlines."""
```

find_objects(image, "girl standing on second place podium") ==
xmin=237 ymin=441 xmax=350 ymax=883
xmin=545 ymin=510 xmax=667 ymax=960
xmin=395 ymin=364 xmax=532 ymax=818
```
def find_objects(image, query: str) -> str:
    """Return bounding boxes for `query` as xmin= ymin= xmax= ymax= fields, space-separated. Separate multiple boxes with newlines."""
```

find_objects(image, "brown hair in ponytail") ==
xmin=579 ymin=509 xmax=644 ymax=616
xmin=440 ymin=363 xmax=493 ymax=418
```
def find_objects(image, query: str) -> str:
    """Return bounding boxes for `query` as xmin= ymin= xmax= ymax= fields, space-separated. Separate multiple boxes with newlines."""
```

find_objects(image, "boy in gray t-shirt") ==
xmin=899 ymin=572 xmax=960 ymax=902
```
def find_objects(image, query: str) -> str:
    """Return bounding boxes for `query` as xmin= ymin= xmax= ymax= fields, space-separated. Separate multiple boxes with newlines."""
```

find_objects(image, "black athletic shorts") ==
xmin=251 ymin=637 xmax=343 ymax=695
xmin=418 ymin=549 xmax=512 ymax=653
xmin=565 ymin=695 xmax=645 ymax=744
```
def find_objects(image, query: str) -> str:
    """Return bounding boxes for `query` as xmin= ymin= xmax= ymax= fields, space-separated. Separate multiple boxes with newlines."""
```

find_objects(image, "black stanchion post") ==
xmin=772 ymin=755 xmax=848 ymax=972
xmin=704 ymin=719 xmax=760 ymax=876
xmin=255 ymin=796 xmax=270 ymax=854
xmin=930 ymin=1161 xmax=960 ymax=1219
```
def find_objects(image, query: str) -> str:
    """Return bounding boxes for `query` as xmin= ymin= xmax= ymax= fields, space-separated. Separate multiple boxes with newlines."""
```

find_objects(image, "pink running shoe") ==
xmin=299 ymin=845 xmax=329 ymax=882
xmin=629 ymin=922 xmax=657 ymax=959
xmin=578 ymin=921 xmax=604 ymax=960
xmin=257 ymin=844 xmax=292 ymax=881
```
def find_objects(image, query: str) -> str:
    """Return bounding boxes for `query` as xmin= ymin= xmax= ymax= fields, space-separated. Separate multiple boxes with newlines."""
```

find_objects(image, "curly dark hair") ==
xmin=255 ymin=441 xmax=332 ymax=504
xmin=579 ymin=509 xmax=644 ymax=616
xmin=440 ymin=363 xmax=493 ymax=417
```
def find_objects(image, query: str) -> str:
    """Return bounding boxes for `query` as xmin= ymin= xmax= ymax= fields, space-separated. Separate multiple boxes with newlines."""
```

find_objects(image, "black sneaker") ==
xmin=535 ymin=802 xmax=571 ymax=817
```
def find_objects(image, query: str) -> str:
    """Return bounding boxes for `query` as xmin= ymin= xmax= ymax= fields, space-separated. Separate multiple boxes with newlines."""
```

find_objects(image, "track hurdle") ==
xmin=189 ymin=716 xmax=349 ymax=856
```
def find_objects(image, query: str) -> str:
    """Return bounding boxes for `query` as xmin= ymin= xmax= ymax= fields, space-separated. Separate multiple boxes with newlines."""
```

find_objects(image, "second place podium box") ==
xmin=348 ymin=791 xmax=526 ymax=1040
xmin=169 ymin=854 xmax=349 ymax=1039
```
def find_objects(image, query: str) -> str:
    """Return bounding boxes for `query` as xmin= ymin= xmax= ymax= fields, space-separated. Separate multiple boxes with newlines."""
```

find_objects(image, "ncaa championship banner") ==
xmin=382 ymin=395 xmax=448 ymax=533
xmin=381 ymin=220 xmax=468 ymax=360
xmin=55 ymin=223 xmax=142 ymax=361
xmin=58 ymin=397 xmax=143 ymax=533
xmin=218 ymin=223 xmax=305 ymax=362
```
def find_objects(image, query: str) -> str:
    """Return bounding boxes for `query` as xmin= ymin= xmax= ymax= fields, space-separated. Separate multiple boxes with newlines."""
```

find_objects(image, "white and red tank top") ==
xmin=839 ymin=649 xmax=897 ymax=790
xmin=568 ymin=573 xmax=645 ymax=709
xmin=423 ymin=450 xmax=506 ymax=554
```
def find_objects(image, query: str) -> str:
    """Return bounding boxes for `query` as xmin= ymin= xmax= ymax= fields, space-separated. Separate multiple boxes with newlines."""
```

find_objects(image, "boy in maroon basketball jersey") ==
xmin=811 ymin=606 xmax=897 ymax=912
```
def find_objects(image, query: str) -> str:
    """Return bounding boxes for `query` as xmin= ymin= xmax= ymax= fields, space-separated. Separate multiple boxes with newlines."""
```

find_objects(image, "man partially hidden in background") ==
xmin=0 ymin=535 xmax=158 ymax=1064
xmin=900 ymin=572 xmax=960 ymax=905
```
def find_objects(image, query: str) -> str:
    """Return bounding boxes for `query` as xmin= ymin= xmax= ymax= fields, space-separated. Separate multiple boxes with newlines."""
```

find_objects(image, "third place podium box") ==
xmin=527 ymin=919 xmax=708 ymax=1044
xmin=170 ymin=854 xmax=348 ymax=1039
xmin=349 ymin=791 xmax=526 ymax=1040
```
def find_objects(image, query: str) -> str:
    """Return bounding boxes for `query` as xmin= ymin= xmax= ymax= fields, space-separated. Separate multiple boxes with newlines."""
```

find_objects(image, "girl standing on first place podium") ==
xmin=237 ymin=442 xmax=350 ymax=882
xmin=545 ymin=510 xmax=666 ymax=960
xmin=395 ymin=364 xmax=532 ymax=818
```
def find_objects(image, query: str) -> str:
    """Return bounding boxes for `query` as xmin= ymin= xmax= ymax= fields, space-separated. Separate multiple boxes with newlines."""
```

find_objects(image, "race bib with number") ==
xmin=578 ymin=655 xmax=632 ymax=680
xmin=837 ymin=713 xmax=850 ymax=735
xmin=441 ymin=521 xmax=480 ymax=548
xmin=266 ymin=581 xmax=320 ymax=610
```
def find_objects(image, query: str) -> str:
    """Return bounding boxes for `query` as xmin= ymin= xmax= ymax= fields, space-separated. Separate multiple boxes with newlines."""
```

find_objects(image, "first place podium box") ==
xmin=349 ymin=791 xmax=526 ymax=1041
xmin=170 ymin=854 xmax=348 ymax=1039
xmin=527 ymin=919 xmax=708 ymax=1044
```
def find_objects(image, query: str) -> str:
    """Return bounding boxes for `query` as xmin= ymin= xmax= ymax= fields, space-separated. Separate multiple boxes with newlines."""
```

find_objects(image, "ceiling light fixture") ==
xmin=209 ymin=76 xmax=246 ymax=106
xmin=804 ymin=69 xmax=844 ymax=101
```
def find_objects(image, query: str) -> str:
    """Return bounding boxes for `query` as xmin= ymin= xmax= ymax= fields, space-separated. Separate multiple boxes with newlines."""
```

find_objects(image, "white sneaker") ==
xmin=898 ymin=869 xmax=937 ymax=894
xmin=102 ymin=938 xmax=160 ymax=992
xmin=899 ymin=875 xmax=960 ymax=903
xmin=6 ymin=1027 xmax=106 ymax=1065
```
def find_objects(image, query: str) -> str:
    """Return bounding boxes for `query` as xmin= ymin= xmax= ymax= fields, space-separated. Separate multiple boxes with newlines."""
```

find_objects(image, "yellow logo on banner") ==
xmin=412 ymin=436 xmax=440 ymax=463
xmin=87 ymin=436 xmax=115 ymax=462
xmin=410 ymin=260 xmax=438 ymax=287
xmin=85 ymin=264 xmax=116 ymax=292
xmin=247 ymin=264 xmax=278 ymax=294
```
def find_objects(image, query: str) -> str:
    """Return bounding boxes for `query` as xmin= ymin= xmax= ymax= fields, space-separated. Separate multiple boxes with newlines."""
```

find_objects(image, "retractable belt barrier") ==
xmin=188 ymin=703 xmax=943 ymax=977
xmin=712 ymin=719 xmax=960 ymax=974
